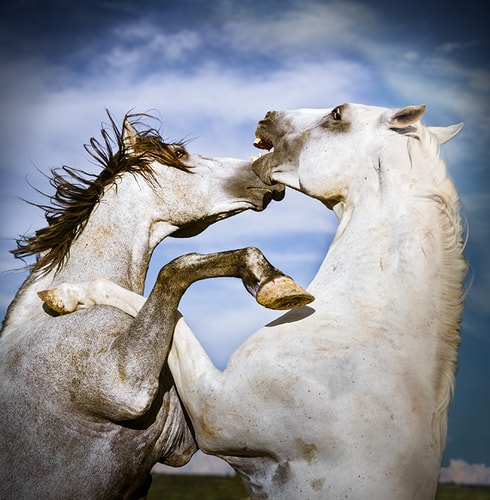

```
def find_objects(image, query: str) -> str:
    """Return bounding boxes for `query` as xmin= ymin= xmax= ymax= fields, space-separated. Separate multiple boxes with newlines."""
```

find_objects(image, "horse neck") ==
xmin=308 ymin=147 xmax=466 ymax=449
xmin=310 ymin=146 xmax=466 ymax=335
xmin=2 ymin=176 xmax=174 ymax=335
xmin=53 ymin=177 xmax=174 ymax=293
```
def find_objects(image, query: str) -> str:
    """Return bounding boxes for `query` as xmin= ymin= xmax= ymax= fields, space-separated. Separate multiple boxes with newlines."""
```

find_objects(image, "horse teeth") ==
xmin=251 ymin=154 xmax=263 ymax=162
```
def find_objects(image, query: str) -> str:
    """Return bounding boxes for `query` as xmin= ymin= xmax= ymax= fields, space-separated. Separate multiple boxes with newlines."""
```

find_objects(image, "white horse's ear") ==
xmin=122 ymin=117 xmax=137 ymax=149
xmin=427 ymin=123 xmax=464 ymax=144
xmin=388 ymin=105 xmax=426 ymax=129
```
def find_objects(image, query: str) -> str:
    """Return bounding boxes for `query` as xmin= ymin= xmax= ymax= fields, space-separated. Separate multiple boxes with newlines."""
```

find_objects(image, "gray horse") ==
xmin=0 ymin=113 xmax=310 ymax=499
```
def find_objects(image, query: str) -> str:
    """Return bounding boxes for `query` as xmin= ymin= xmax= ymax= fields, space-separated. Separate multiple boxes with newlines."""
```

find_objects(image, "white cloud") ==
xmin=440 ymin=459 xmax=490 ymax=485
xmin=102 ymin=24 xmax=201 ymax=71
xmin=3 ymin=0 xmax=484 ymax=187
xmin=0 ymin=58 xmax=376 ymax=182
xmin=222 ymin=1 xmax=376 ymax=56
xmin=437 ymin=41 xmax=479 ymax=54
xmin=214 ymin=0 xmax=487 ymax=141
xmin=379 ymin=53 xmax=489 ymax=134
xmin=403 ymin=51 xmax=420 ymax=62
xmin=4 ymin=1 xmax=482 ymax=178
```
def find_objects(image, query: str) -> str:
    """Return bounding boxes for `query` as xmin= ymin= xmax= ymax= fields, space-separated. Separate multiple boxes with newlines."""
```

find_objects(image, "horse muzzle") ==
xmin=264 ymin=184 xmax=285 ymax=206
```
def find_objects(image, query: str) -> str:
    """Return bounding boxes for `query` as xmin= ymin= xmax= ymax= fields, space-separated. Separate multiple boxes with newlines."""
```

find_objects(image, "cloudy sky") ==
xmin=1 ymin=0 xmax=488 ymax=481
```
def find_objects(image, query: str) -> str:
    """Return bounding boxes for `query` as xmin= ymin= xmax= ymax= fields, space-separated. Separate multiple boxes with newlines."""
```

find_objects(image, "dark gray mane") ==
xmin=12 ymin=111 xmax=190 ymax=275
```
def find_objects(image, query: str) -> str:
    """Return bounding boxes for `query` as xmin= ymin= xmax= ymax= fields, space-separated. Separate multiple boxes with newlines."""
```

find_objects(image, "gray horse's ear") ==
xmin=427 ymin=123 xmax=464 ymax=144
xmin=388 ymin=105 xmax=426 ymax=129
xmin=122 ymin=117 xmax=137 ymax=149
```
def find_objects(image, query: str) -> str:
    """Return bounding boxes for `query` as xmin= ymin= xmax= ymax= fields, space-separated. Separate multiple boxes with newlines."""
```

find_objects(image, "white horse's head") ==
xmin=252 ymin=103 xmax=462 ymax=210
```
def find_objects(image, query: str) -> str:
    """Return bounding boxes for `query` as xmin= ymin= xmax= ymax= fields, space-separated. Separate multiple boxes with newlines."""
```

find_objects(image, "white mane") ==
xmin=411 ymin=125 xmax=468 ymax=450
xmin=429 ymin=186 xmax=467 ymax=451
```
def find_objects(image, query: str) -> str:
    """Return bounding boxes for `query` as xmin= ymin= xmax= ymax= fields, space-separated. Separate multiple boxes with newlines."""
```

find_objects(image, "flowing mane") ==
xmin=394 ymin=129 xmax=468 ymax=452
xmin=428 ymin=181 xmax=468 ymax=452
xmin=12 ymin=112 xmax=190 ymax=275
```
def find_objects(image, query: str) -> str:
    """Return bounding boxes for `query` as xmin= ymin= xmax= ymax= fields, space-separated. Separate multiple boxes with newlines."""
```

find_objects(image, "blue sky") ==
xmin=1 ymin=0 xmax=488 ymax=479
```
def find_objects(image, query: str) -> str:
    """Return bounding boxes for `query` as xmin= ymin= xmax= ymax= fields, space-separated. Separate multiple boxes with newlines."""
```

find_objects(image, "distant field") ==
xmin=437 ymin=484 xmax=490 ymax=500
xmin=148 ymin=474 xmax=247 ymax=499
xmin=148 ymin=474 xmax=490 ymax=499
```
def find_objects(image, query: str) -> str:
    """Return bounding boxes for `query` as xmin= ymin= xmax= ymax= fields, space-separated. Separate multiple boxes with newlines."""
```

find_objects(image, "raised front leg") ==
xmin=37 ymin=248 xmax=313 ymax=423
xmin=38 ymin=258 xmax=312 ymax=316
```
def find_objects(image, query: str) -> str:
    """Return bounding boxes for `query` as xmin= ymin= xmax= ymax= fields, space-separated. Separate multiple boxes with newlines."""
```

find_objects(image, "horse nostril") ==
xmin=272 ymin=186 xmax=286 ymax=201
xmin=263 ymin=191 xmax=273 ymax=206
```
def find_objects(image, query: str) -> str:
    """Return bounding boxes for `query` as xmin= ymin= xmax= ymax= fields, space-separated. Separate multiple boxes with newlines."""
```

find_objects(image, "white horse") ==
xmin=0 ymin=112 xmax=315 ymax=499
xmin=39 ymin=103 xmax=467 ymax=499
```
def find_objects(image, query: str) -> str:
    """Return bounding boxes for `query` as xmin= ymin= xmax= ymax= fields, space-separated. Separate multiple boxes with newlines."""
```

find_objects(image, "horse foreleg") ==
xmin=38 ymin=278 xmax=146 ymax=316
xmin=38 ymin=252 xmax=313 ymax=317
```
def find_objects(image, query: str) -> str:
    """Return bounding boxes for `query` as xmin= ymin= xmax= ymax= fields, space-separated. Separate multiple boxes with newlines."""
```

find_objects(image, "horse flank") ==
xmin=11 ymin=112 xmax=190 ymax=275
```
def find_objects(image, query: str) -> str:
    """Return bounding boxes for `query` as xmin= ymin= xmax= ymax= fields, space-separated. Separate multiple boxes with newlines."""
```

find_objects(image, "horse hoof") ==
xmin=256 ymin=276 xmax=315 ymax=310
xmin=37 ymin=289 xmax=72 ymax=314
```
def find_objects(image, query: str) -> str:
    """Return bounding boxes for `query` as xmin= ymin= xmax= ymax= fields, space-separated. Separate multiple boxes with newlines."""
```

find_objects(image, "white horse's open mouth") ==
xmin=253 ymin=135 xmax=274 ymax=151
xmin=251 ymin=131 xmax=279 ymax=186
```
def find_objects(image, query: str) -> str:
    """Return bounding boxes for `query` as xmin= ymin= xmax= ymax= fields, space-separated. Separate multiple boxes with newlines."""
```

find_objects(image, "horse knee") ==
xmin=100 ymin=383 xmax=159 ymax=421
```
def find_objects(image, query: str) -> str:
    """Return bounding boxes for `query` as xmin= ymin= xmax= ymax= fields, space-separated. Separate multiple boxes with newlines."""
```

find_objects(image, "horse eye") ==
xmin=332 ymin=107 xmax=342 ymax=121
xmin=173 ymin=147 xmax=187 ymax=159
